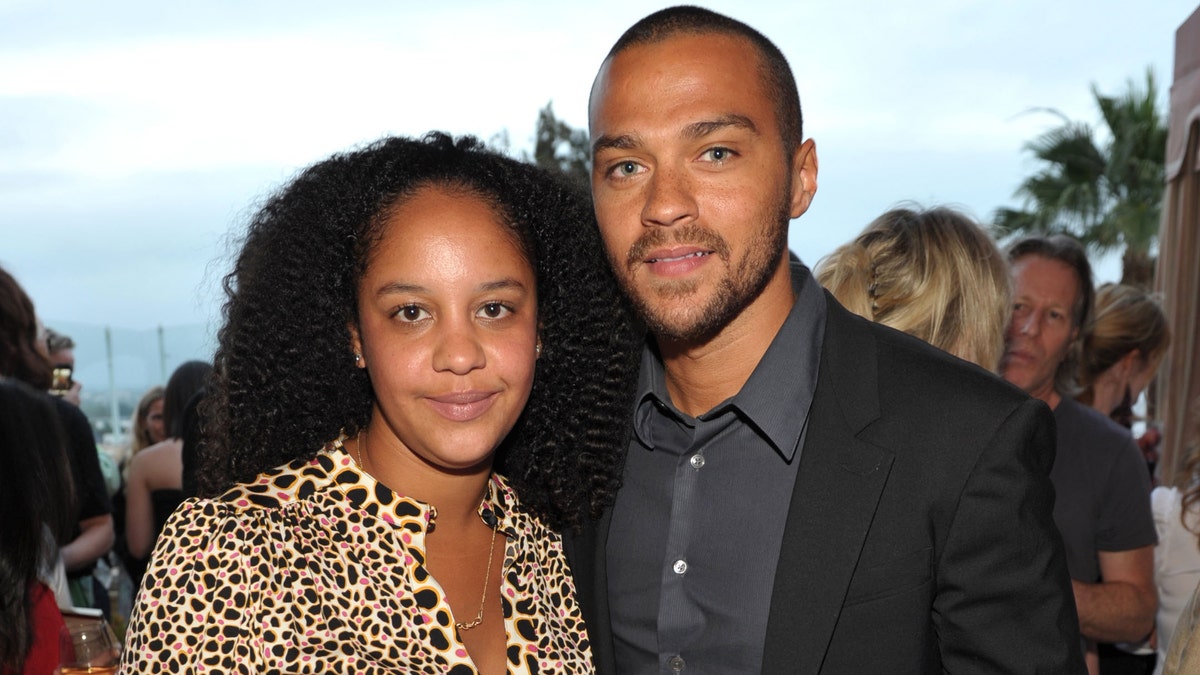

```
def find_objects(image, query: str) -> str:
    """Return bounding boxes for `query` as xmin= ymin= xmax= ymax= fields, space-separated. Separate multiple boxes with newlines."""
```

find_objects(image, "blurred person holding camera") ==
xmin=0 ymin=267 xmax=114 ymax=618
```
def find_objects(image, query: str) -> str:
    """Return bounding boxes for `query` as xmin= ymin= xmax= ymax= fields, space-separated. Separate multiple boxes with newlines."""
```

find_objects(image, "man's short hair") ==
xmin=1007 ymin=234 xmax=1095 ymax=396
xmin=605 ymin=5 xmax=803 ymax=156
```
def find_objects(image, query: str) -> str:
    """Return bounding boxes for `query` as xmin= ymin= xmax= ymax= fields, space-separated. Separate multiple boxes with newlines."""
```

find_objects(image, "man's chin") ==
xmin=640 ymin=302 xmax=724 ymax=344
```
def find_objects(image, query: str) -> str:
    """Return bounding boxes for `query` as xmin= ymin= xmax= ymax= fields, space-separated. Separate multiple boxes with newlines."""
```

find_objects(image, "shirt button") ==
xmin=689 ymin=454 xmax=705 ymax=469
xmin=669 ymin=655 xmax=685 ymax=672
xmin=673 ymin=559 xmax=688 ymax=574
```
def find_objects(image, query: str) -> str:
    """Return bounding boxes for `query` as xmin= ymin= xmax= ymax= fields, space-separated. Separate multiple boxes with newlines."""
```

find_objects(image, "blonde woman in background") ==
xmin=127 ymin=386 xmax=165 ymax=460
xmin=1078 ymin=283 xmax=1170 ymax=420
xmin=1073 ymin=284 xmax=1171 ymax=672
xmin=815 ymin=205 xmax=1010 ymax=371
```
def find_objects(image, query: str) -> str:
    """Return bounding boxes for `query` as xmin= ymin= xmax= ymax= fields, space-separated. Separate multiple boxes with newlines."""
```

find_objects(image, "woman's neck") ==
xmin=352 ymin=428 xmax=493 ymax=527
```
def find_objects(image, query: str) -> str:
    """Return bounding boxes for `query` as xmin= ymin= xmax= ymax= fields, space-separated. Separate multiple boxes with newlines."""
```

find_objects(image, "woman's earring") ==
xmin=535 ymin=342 xmax=542 ymax=357
xmin=354 ymin=353 xmax=362 ymax=364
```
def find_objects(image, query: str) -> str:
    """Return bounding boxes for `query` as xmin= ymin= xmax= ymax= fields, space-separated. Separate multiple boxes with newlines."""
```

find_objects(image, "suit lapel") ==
xmin=762 ymin=297 xmax=894 ymax=674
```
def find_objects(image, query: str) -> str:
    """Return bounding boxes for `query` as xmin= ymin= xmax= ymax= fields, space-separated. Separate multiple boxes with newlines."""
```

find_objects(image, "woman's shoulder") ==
xmin=490 ymin=472 xmax=561 ymax=544
xmin=130 ymin=438 xmax=180 ymax=468
xmin=210 ymin=448 xmax=350 ymax=511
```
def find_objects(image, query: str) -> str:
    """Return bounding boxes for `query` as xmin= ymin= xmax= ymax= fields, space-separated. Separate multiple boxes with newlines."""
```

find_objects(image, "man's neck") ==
xmin=657 ymin=272 xmax=796 ymax=417
xmin=1034 ymin=387 xmax=1063 ymax=411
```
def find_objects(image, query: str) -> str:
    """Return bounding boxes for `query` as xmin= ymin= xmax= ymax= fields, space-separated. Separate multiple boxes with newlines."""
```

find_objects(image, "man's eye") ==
xmin=703 ymin=147 xmax=735 ymax=162
xmin=611 ymin=161 xmax=641 ymax=177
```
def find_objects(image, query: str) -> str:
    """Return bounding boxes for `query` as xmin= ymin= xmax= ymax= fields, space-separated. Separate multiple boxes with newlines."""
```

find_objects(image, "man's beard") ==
xmin=615 ymin=198 xmax=791 ymax=344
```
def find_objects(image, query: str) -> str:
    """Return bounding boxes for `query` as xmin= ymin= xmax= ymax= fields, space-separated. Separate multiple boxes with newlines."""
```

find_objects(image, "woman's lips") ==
xmin=425 ymin=391 xmax=499 ymax=422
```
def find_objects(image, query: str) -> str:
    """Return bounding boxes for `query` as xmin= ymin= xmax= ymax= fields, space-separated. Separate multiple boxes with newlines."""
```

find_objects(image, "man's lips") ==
xmin=638 ymin=246 xmax=716 ymax=278
xmin=1003 ymin=348 xmax=1039 ymax=364
xmin=425 ymin=390 xmax=499 ymax=422
xmin=644 ymin=246 xmax=714 ymax=264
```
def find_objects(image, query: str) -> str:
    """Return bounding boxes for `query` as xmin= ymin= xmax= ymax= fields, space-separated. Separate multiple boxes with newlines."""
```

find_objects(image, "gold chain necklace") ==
xmin=352 ymin=426 xmax=496 ymax=633
xmin=354 ymin=425 xmax=368 ymax=472
xmin=455 ymin=507 xmax=498 ymax=632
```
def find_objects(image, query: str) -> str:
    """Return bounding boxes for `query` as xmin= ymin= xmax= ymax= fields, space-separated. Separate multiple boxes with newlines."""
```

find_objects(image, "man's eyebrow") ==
xmin=592 ymin=115 xmax=759 ymax=155
xmin=683 ymin=114 xmax=758 ymax=139
xmin=592 ymin=133 xmax=640 ymax=155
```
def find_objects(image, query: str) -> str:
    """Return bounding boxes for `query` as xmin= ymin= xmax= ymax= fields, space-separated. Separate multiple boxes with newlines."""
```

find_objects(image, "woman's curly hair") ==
xmin=197 ymin=133 xmax=641 ymax=531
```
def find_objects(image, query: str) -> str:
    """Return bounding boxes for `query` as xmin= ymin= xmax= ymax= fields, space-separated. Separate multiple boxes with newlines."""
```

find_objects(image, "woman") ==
xmin=127 ymin=386 xmax=166 ymax=460
xmin=815 ymin=205 xmax=1010 ymax=371
xmin=1147 ymin=399 xmax=1197 ymax=675
xmin=0 ymin=378 xmax=77 ymax=674
xmin=1159 ymin=398 xmax=1200 ymax=675
xmin=121 ymin=133 xmax=639 ymax=673
xmin=1074 ymin=284 xmax=1172 ymax=672
xmin=122 ymin=362 xmax=211 ymax=582
xmin=1078 ymin=283 xmax=1170 ymax=420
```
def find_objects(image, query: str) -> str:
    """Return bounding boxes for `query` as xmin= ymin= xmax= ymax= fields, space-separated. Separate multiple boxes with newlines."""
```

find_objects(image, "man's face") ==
xmin=588 ymin=32 xmax=816 ymax=343
xmin=1000 ymin=255 xmax=1081 ymax=405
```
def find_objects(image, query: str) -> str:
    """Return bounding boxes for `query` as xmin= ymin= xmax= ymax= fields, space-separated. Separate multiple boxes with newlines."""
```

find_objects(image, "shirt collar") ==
xmin=632 ymin=261 xmax=826 ymax=461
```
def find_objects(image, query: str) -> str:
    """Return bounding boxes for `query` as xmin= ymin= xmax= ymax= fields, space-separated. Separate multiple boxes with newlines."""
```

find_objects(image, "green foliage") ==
xmin=527 ymin=101 xmax=590 ymax=190
xmin=993 ymin=68 xmax=1166 ymax=286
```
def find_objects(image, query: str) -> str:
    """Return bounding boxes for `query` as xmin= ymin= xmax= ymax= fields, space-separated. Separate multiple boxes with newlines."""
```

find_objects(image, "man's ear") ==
xmin=348 ymin=323 xmax=366 ymax=368
xmin=788 ymin=138 xmax=818 ymax=219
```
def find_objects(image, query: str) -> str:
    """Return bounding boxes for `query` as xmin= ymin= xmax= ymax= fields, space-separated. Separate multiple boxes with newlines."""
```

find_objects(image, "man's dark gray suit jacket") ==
xmin=563 ymin=295 xmax=1086 ymax=674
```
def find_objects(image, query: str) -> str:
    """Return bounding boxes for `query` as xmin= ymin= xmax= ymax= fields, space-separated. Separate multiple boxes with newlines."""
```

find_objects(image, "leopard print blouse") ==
xmin=120 ymin=446 xmax=594 ymax=674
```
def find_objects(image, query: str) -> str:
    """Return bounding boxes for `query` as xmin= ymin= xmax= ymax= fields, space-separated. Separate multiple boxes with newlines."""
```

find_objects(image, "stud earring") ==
xmin=354 ymin=353 xmax=362 ymax=363
xmin=535 ymin=342 xmax=542 ymax=357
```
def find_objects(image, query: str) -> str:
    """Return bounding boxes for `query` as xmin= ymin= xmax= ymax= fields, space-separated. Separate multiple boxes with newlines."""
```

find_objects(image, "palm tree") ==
xmin=994 ymin=68 xmax=1166 ymax=287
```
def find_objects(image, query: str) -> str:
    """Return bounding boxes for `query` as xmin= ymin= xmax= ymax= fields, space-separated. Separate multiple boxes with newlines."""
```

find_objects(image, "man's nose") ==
xmin=1019 ymin=311 xmax=1041 ymax=337
xmin=641 ymin=166 xmax=697 ymax=228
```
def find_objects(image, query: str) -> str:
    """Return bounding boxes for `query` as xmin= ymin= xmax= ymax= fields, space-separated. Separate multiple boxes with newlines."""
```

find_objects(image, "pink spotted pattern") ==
xmin=120 ymin=446 xmax=594 ymax=674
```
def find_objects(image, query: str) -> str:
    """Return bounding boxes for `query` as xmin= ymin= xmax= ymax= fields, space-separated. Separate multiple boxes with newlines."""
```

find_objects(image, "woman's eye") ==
xmin=396 ymin=305 xmax=429 ymax=322
xmin=478 ymin=302 xmax=512 ymax=319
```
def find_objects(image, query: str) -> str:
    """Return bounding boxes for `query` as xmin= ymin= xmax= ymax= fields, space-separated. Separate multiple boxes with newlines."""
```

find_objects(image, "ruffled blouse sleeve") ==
xmin=120 ymin=497 xmax=265 ymax=672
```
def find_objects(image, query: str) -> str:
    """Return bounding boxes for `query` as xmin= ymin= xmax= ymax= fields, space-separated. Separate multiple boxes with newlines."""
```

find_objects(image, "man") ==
xmin=564 ymin=6 xmax=1085 ymax=674
xmin=45 ymin=327 xmax=83 ymax=405
xmin=1001 ymin=235 xmax=1157 ymax=673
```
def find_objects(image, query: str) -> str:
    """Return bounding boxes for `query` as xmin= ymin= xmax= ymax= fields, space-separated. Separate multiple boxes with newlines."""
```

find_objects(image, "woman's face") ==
xmin=1126 ymin=353 xmax=1161 ymax=404
xmin=352 ymin=186 xmax=538 ymax=473
xmin=145 ymin=398 xmax=165 ymax=444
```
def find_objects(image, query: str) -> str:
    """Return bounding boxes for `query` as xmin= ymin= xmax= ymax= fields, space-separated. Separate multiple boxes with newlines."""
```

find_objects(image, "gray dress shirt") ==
xmin=607 ymin=262 xmax=826 ymax=675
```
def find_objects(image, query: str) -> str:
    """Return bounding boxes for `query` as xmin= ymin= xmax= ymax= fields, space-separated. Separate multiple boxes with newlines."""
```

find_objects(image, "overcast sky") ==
xmin=3 ymin=0 xmax=1195 ymax=341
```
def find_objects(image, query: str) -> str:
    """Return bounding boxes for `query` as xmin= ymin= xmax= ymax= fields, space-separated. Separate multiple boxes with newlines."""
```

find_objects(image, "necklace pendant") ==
xmin=455 ymin=614 xmax=484 ymax=632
